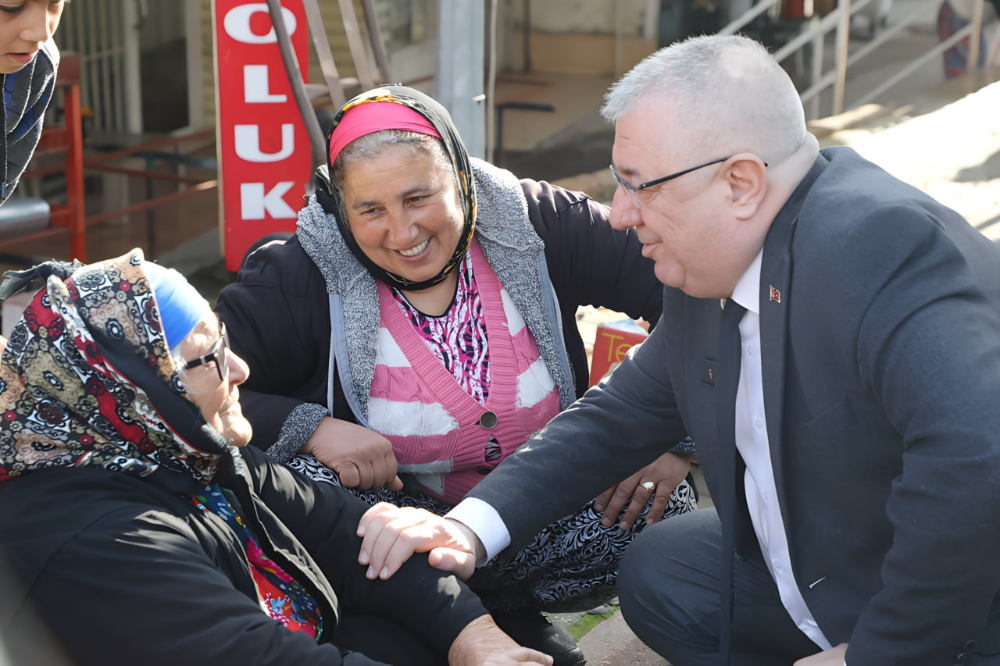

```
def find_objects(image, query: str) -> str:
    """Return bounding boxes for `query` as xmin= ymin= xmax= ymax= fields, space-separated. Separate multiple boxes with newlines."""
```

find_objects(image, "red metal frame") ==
xmin=3 ymin=56 xmax=219 ymax=263
xmin=3 ymin=54 xmax=86 ymax=261
xmin=80 ymin=129 xmax=218 ymax=256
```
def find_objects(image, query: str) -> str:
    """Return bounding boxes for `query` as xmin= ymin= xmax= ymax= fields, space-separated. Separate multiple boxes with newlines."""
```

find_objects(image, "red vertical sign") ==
xmin=214 ymin=0 xmax=311 ymax=271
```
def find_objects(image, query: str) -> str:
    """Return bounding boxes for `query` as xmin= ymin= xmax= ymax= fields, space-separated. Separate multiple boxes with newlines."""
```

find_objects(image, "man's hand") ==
xmin=302 ymin=417 xmax=402 ymax=490
xmin=449 ymin=615 xmax=553 ymax=665
xmin=594 ymin=451 xmax=691 ymax=531
xmin=793 ymin=643 xmax=847 ymax=665
xmin=357 ymin=503 xmax=483 ymax=581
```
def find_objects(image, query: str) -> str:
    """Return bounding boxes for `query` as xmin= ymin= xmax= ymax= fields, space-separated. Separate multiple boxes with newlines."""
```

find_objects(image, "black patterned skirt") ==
xmin=288 ymin=453 xmax=697 ymax=613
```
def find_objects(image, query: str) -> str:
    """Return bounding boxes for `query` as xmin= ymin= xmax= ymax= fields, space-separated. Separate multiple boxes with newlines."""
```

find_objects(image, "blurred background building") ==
xmin=0 ymin=0 xmax=996 ymax=316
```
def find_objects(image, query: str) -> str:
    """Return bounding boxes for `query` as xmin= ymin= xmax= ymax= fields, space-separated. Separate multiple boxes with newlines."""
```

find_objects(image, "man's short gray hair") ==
xmin=601 ymin=35 xmax=807 ymax=163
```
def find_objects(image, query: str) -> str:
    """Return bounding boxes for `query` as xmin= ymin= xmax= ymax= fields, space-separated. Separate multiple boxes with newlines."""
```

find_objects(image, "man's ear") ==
xmin=723 ymin=154 xmax=767 ymax=220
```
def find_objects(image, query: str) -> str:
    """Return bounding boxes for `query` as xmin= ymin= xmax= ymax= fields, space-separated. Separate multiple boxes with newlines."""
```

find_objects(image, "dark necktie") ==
xmin=716 ymin=298 xmax=746 ymax=665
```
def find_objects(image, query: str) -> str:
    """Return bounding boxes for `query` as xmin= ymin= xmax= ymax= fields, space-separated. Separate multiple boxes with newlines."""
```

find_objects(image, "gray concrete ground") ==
xmin=578 ymin=610 xmax=669 ymax=666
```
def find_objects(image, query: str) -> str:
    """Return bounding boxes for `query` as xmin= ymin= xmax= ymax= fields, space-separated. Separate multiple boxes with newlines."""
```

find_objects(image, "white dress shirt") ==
xmin=447 ymin=251 xmax=832 ymax=651
xmin=729 ymin=250 xmax=831 ymax=651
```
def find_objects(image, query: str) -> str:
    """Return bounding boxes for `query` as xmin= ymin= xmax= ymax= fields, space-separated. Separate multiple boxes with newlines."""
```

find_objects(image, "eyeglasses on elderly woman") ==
xmin=180 ymin=321 xmax=231 ymax=382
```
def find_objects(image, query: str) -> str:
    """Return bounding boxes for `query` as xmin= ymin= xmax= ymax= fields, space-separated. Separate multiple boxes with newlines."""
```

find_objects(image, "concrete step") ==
xmin=577 ymin=609 xmax=669 ymax=666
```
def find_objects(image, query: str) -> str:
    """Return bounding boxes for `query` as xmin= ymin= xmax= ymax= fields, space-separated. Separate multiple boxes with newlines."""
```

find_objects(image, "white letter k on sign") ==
xmin=240 ymin=182 xmax=296 ymax=220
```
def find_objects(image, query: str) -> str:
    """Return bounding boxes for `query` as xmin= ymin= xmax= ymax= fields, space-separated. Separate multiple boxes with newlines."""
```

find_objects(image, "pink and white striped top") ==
xmin=370 ymin=240 xmax=561 ymax=505
xmin=389 ymin=250 xmax=492 ymax=405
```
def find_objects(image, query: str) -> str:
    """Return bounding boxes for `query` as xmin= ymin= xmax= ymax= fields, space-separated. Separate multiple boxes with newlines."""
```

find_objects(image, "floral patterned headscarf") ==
xmin=0 ymin=250 xmax=227 ymax=484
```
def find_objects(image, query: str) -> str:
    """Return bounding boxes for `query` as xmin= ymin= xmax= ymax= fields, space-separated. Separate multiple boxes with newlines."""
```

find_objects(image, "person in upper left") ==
xmin=0 ymin=0 xmax=66 ymax=204
xmin=0 ymin=249 xmax=552 ymax=666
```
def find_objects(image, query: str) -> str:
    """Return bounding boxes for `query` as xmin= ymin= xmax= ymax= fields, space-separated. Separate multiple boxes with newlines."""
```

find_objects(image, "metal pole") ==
xmin=523 ymin=0 xmax=531 ymax=73
xmin=968 ymin=0 xmax=985 ymax=73
xmin=809 ymin=25 xmax=823 ymax=120
xmin=832 ymin=0 xmax=852 ymax=115
xmin=614 ymin=0 xmax=624 ymax=76
xmin=303 ymin=0 xmax=347 ymax=109
xmin=437 ymin=0 xmax=486 ymax=158
xmin=337 ymin=0 xmax=376 ymax=90
xmin=486 ymin=0 xmax=498 ymax=164
xmin=265 ymin=0 xmax=327 ymax=172
xmin=852 ymin=22 xmax=977 ymax=106
xmin=123 ymin=0 xmax=143 ymax=133
xmin=720 ymin=0 xmax=781 ymax=36
xmin=360 ymin=0 xmax=392 ymax=83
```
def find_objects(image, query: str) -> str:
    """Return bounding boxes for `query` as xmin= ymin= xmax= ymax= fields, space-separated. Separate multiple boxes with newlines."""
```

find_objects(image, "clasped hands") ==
xmin=357 ymin=506 xmax=550 ymax=665
xmin=307 ymin=416 xmax=692 ymax=531
xmin=354 ymin=450 xmax=691 ymax=583
xmin=354 ymin=451 xmax=688 ymax=664
xmin=351 ymin=442 xmax=842 ymax=666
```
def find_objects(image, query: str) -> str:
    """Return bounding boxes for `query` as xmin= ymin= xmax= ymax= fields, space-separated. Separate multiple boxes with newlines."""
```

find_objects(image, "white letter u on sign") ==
xmin=234 ymin=124 xmax=295 ymax=163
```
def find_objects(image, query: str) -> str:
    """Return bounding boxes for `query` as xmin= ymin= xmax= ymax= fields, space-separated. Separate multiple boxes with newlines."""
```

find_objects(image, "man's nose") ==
xmin=609 ymin=187 xmax=641 ymax=230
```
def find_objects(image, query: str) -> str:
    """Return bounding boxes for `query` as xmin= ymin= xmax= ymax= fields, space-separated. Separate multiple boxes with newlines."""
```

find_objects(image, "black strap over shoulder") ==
xmin=313 ymin=164 xmax=339 ymax=216
xmin=0 ymin=259 xmax=83 ymax=300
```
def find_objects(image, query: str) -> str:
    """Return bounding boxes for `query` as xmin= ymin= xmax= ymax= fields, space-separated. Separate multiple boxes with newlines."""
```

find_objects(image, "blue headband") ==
xmin=144 ymin=262 xmax=213 ymax=350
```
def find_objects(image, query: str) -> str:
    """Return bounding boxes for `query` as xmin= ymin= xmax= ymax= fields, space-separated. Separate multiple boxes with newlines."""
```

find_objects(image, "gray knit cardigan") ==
xmin=270 ymin=158 xmax=578 ymax=461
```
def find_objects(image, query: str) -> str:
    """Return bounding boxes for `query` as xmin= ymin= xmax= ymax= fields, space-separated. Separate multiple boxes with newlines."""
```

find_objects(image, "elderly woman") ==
xmin=0 ymin=251 xmax=551 ymax=666
xmin=0 ymin=0 xmax=65 ymax=204
xmin=216 ymin=86 xmax=697 ymax=664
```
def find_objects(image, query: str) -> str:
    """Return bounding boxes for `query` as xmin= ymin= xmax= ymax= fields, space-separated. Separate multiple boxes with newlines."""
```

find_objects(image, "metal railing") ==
xmin=721 ymin=0 xmax=988 ymax=119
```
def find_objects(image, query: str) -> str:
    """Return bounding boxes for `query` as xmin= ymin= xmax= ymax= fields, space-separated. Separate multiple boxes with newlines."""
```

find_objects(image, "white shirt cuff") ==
xmin=445 ymin=497 xmax=511 ymax=563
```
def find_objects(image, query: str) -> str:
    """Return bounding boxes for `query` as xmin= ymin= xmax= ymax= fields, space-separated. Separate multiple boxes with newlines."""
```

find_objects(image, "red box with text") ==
xmin=589 ymin=319 xmax=648 ymax=387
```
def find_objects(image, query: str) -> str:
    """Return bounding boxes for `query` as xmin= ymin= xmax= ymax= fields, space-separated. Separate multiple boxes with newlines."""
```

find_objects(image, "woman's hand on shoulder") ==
xmin=302 ymin=417 xmax=403 ymax=490
xmin=594 ymin=451 xmax=691 ymax=531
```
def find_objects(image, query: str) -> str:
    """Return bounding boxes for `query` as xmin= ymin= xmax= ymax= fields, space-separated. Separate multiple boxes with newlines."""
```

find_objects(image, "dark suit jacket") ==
xmin=468 ymin=147 xmax=1000 ymax=665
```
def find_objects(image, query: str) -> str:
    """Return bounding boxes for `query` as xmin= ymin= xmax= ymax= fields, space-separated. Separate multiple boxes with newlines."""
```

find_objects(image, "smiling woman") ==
xmin=337 ymin=137 xmax=465 ymax=305
xmin=217 ymin=85 xmax=700 ymax=665
xmin=0 ymin=0 xmax=66 ymax=203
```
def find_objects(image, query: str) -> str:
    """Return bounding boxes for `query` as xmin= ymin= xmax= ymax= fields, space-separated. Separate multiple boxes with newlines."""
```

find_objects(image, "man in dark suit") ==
xmin=354 ymin=34 xmax=1000 ymax=665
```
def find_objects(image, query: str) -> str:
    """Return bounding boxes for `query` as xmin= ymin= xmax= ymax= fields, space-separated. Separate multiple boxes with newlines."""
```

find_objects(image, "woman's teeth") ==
xmin=399 ymin=239 xmax=430 ymax=257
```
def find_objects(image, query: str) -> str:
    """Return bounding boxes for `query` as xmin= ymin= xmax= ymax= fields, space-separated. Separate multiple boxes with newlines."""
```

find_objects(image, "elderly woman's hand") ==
xmin=594 ymin=451 xmax=691 ymax=531
xmin=302 ymin=417 xmax=403 ymax=490
xmin=448 ymin=615 xmax=554 ymax=666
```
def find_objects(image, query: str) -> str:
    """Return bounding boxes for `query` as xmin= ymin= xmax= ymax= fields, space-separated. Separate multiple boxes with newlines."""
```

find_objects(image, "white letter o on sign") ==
xmin=224 ymin=3 xmax=297 ymax=45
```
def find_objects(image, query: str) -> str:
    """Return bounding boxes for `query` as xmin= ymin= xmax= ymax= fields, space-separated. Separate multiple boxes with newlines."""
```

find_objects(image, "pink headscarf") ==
xmin=328 ymin=101 xmax=442 ymax=166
